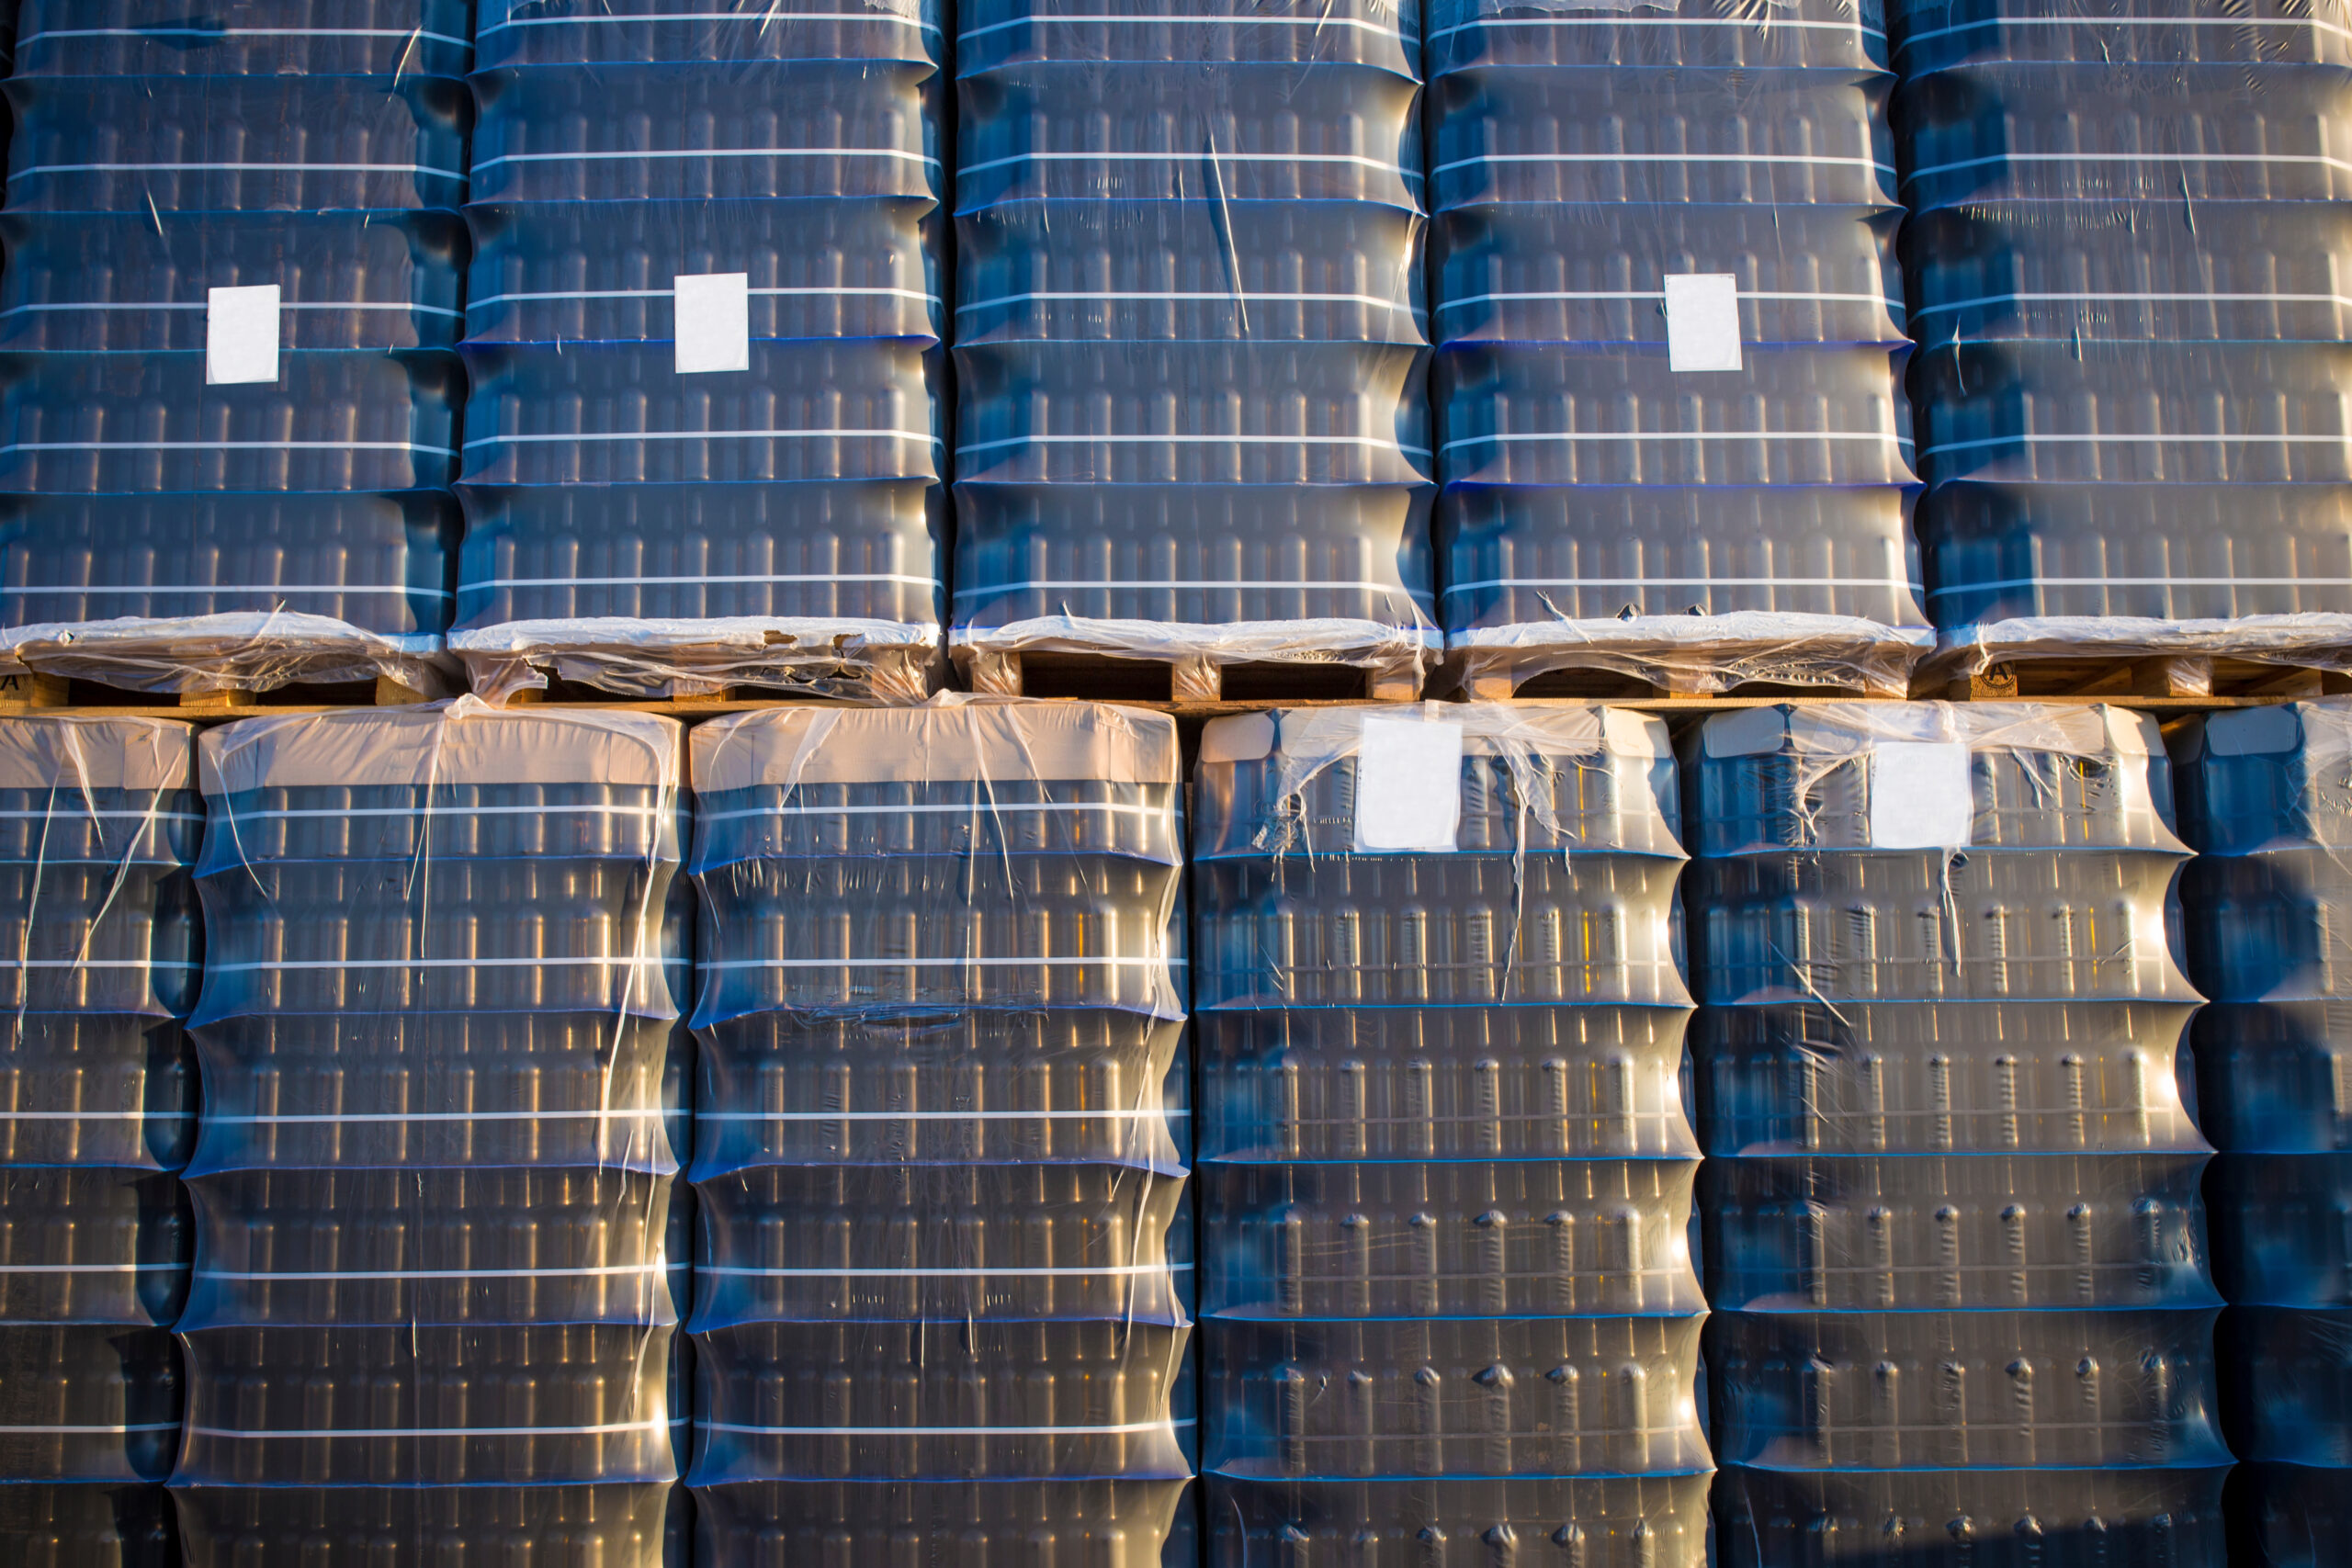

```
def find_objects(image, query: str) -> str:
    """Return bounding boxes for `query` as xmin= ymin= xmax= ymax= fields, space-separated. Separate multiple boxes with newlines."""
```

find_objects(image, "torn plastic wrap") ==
xmin=0 ymin=4 xmax=470 ymax=696
xmin=169 ymin=706 xmax=690 ymax=1564
xmin=1894 ymin=0 xmax=2352 ymax=678
xmin=1689 ymin=702 xmax=2230 ymax=1567
xmin=0 ymin=720 xmax=198 ymax=1566
xmin=2173 ymin=699 xmax=2352 ymax=1565
xmin=1430 ymin=0 xmax=1929 ymax=698
xmin=950 ymin=0 xmax=1437 ymax=695
xmin=685 ymin=702 xmax=1193 ymax=1564
xmin=1191 ymin=704 xmax=1712 ymax=1565
xmin=450 ymin=0 xmax=948 ymax=702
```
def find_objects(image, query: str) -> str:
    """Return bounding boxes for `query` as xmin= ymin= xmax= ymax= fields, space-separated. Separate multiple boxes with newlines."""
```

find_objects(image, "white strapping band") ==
xmin=194 ymin=1418 xmax=669 ymax=1439
xmin=706 ymin=1263 xmax=1185 ymax=1277
xmin=962 ymin=151 xmax=1414 ymax=175
xmin=959 ymin=289 xmax=1419 ymax=314
xmin=1905 ymin=152 xmax=2352 ymax=181
xmin=1432 ymin=16 xmax=1883 ymax=39
xmin=705 ymin=1417 xmax=1193 ymax=1436
xmin=950 ymin=578 xmax=1425 ymax=597
xmin=464 ymin=429 xmax=935 ymax=450
xmin=1441 ymin=430 xmax=1906 ymax=454
xmin=483 ymin=11 xmax=939 ymax=33
xmin=1437 ymin=152 xmax=1891 ymax=175
xmin=700 ymin=1108 xmax=1183 ymax=1121
xmin=956 ymin=434 xmax=1429 ymax=455
xmin=476 ymin=148 xmax=938 ymax=170
xmin=703 ymin=956 xmax=1180 ymax=970
xmin=478 ymin=572 xmax=937 ymax=589
xmin=1932 ymin=574 xmax=2352 ymax=596
xmin=1923 ymin=432 xmax=2352 ymax=457
xmin=960 ymin=13 xmax=1401 ymax=39
xmin=1442 ymin=574 xmax=1922 ymax=594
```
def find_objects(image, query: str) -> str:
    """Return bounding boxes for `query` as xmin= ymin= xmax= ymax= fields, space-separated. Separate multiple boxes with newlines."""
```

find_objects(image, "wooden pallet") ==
xmin=0 ymin=671 xmax=435 ymax=714
xmin=1944 ymin=656 xmax=2352 ymax=703
xmin=963 ymin=649 xmax=1420 ymax=705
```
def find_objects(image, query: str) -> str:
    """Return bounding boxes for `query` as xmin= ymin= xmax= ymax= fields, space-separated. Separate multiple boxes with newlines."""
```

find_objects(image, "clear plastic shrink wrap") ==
xmin=1690 ymin=702 xmax=2230 ymax=1566
xmin=169 ymin=705 xmax=690 ymax=1564
xmin=0 ymin=720 xmax=198 ymax=1566
xmin=684 ymin=700 xmax=1193 ymax=1564
xmin=1191 ymin=703 xmax=1712 ymax=1564
xmin=950 ymin=0 xmax=1437 ymax=696
xmin=1430 ymin=0 xmax=1930 ymax=696
xmin=451 ymin=0 xmax=948 ymax=702
xmin=0 ymin=3 xmax=469 ymax=695
xmin=2173 ymin=698 xmax=2352 ymax=1565
xmin=1894 ymin=0 xmax=2352 ymax=676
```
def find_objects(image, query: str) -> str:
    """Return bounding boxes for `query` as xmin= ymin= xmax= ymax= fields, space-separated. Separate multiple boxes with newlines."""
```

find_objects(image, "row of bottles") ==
xmin=14 ymin=694 xmax=2352 ymax=1563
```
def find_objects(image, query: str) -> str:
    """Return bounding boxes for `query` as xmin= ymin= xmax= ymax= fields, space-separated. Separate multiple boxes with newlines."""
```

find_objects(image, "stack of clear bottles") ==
xmin=170 ymin=707 xmax=690 ymax=1563
xmin=1691 ymin=701 xmax=2232 ymax=1565
xmin=452 ymin=0 xmax=948 ymax=701
xmin=684 ymin=702 xmax=1193 ymax=1563
xmin=0 ymin=719 xmax=199 ymax=1566
xmin=1894 ymin=0 xmax=2352 ymax=671
xmin=950 ymin=0 xmax=1436 ymax=693
xmin=1427 ymin=0 xmax=1928 ymax=696
xmin=0 ymin=2 xmax=468 ymax=693
xmin=2175 ymin=699 xmax=2352 ymax=1565
xmin=1191 ymin=703 xmax=1713 ymax=1563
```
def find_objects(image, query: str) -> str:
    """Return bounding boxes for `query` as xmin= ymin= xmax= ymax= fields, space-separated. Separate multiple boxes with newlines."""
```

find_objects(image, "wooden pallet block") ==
xmin=0 ymin=673 xmax=69 ymax=711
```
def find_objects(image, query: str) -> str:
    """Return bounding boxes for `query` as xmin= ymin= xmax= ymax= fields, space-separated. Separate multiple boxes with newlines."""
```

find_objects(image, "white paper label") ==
xmin=1870 ymin=741 xmax=1973 ymax=849
xmin=674 ymin=272 xmax=751 ymax=375
xmin=206 ymin=284 xmax=281 ymax=385
xmin=1664 ymin=273 xmax=1742 ymax=372
xmin=1353 ymin=716 xmax=1464 ymax=852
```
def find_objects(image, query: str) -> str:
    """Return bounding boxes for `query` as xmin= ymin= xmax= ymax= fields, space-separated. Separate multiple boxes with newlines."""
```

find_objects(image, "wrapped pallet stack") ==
xmin=951 ymin=0 xmax=1435 ymax=700
xmin=453 ymin=0 xmax=948 ymax=701
xmin=0 ymin=720 xmax=198 ymax=1566
xmin=170 ymin=708 xmax=689 ymax=1562
xmin=2176 ymin=700 xmax=2352 ymax=1564
xmin=0 ymin=3 xmax=469 ymax=696
xmin=1192 ymin=704 xmax=1712 ymax=1562
xmin=1895 ymin=0 xmax=2352 ymax=682
xmin=1429 ymin=0 xmax=1929 ymax=697
xmin=1692 ymin=702 xmax=2231 ymax=1564
xmin=684 ymin=703 xmax=1193 ymax=1562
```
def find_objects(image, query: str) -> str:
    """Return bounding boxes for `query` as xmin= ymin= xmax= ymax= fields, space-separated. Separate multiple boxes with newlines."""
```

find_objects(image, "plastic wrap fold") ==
xmin=452 ymin=0 xmax=947 ymax=702
xmin=1192 ymin=703 xmax=1710 ymax=1566
xmin=685 ymin=699 xmax=1193 ymax=1565
xmin=0 ymin=2 xmax=472 ymax=694
xmin=1690 ymin=700 xmax=2228 ymax=1567
xmin=169 ymin=703 xmax=689 ymax=1564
